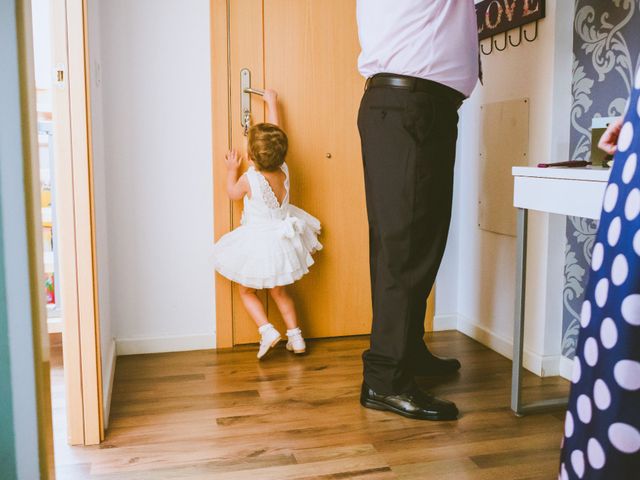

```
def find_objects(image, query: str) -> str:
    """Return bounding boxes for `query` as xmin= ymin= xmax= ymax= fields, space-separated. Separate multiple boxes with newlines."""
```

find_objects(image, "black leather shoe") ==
xmin=410 ymin=354 xmax=461 ymax=377
xmin=360 ymin=383 xmax=458 ymax=421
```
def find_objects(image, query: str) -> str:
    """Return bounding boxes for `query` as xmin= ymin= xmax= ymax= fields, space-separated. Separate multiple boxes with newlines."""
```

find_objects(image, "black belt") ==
xmin=365 ymin=73 xmax=465 ymax=109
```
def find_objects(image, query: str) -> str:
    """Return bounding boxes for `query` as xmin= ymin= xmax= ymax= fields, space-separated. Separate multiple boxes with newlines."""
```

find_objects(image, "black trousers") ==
xmin=358 ymin=80 xmax=461 ymax=394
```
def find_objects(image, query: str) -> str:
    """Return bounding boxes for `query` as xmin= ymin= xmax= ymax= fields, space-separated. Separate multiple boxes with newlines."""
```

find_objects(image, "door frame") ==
xmin=10 ymin=0 xmax=55 ymax=476
xmin=211 ymin=0 xmax=234 ymax=348
xmin=50 ymin=0 xmax=104 ymax=445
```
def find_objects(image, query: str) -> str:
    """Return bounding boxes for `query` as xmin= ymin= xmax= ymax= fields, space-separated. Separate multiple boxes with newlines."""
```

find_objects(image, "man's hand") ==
xmin=598 ymin=117 xmax=624 ymax=156
xmin=225 ymin=150 xmax=241 ymax=171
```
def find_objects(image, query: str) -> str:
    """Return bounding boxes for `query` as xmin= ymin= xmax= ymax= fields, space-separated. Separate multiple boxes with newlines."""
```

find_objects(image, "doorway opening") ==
xmin=31 ymin=0 xmax=69 ymax=453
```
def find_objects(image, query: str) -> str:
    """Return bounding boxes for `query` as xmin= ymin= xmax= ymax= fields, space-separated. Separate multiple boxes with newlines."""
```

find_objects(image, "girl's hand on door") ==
xmin=225 ymin=150 xmax=241 ymax=171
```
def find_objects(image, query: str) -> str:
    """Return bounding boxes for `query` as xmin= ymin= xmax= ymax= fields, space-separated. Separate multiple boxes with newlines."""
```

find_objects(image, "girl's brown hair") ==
xmin=247 ymin=123 xmax=288 ymax=171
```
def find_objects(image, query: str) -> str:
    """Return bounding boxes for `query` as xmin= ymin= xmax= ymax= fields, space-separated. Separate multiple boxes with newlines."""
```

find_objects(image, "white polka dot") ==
xmin=571 ymin=449 xmax=585 ymax=478
xmin=591 ymin=243 xmax=604 ymax=271
xmin=580 ymin=300 xmax=591 ymax=328
xmin=593 ymin=379 xmax=611 ymax=410
xmin=584 ymin=337 xmax=599 ymax=367
xmin=625 ymin=189 xmax=640 ymax=221
xmin=603 ymin=183 xmax=619 ymax=212
xmin=609 ymin=423 xmax=640 ymax=454
xmin=622 ymin=154 xmax=637 ymax=184
xmin=611 ymin=254 xmax=629 ymax=286
xmin=637 ymin=95 xmax=640 ymax=118
xmin=608 ymin=217 xmax=622 ymax=247
xmin=600 ymin=318 xmax=618 ymax=349
xmin=565 ymin=411 xmax=575 ymax=438
xmin=636 ymin=67 xmax=640 ymax=89
xmin=594 ymin=278 xmax=609 ymax=308
xmin=587 ymin=438 xmax=606 ymax=469
xmin=635 ymin=230 xmax=640 ymax=256
xmin=560 ymin=463 xmax=569 ymax=480
xmin=618 ymin=122 xmax=634 ymax=153
xmin=572 ymin=356 xmax=582 ymax=384
xmin=621 ymin=294 xmax=640 ymax=326
xmin=577 ymin=394 xmax=592 ymax=424
xmin=614 ymin=359 xmax=640 ymax=390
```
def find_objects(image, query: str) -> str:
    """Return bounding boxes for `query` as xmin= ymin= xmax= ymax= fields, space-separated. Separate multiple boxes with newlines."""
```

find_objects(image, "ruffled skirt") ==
xmin=213 ymin=205 xmax=322 ymax=289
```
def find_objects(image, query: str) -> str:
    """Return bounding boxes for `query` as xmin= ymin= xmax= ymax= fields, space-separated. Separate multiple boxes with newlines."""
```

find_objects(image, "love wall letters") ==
xmin=476 ymin=0 xmax=546 ymax=40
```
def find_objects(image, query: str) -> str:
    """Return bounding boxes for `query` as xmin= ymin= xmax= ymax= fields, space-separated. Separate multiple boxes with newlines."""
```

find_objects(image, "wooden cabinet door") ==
xmin=215 ymin=0 xmax=433 ymax=345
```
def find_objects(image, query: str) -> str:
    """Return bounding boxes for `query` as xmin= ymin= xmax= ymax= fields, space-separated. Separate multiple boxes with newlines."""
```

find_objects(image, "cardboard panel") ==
xmin=478 ymin=99 xmax=530 ymax=237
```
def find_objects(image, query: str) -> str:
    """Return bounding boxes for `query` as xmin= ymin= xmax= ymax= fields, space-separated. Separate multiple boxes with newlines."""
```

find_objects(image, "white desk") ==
xmin=511 ymin=166 xmax=610 ymax=415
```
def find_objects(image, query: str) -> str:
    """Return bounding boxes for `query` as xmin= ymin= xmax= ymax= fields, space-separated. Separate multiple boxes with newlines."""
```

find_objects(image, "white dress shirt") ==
xmin=357 ymin=0 xmax=479 ymax=97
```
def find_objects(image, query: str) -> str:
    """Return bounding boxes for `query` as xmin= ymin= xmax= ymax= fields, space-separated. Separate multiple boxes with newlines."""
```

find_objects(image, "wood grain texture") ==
xmin=53 ymin=332 xmax=569 ymax=479
xmin=262 ymin=0 xmax=371 ymax=340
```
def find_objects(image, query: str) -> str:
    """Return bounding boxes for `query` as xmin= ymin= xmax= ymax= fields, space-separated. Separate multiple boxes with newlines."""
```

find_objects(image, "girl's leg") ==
xmin=268 ymin=286 xmax=298 ymax=330
xmin=238 ymin=285 xmax=269 ymax=328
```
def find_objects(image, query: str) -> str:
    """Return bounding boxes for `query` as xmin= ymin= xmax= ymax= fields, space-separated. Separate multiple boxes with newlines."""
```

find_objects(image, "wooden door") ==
xmin=212 ymin=0 xmax=434 ymax=346
xmin=51 ymin=0 xmax=104 ymax=444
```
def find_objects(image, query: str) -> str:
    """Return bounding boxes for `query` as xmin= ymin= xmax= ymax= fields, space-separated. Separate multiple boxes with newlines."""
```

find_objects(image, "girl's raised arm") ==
xmin=262 ymin=89 xmax=280 ymax=126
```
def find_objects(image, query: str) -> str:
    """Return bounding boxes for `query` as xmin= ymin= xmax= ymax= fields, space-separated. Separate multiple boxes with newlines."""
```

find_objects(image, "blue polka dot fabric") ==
xmin=559 ymin=68 xmax=640 ymax=479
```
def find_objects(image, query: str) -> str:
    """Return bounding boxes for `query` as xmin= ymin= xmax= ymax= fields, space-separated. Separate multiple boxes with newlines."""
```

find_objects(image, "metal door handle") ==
xmin=244 ymin=87 xmax=264 ymax=96
xmin=240 ymin=69 xmax=263 ymax=133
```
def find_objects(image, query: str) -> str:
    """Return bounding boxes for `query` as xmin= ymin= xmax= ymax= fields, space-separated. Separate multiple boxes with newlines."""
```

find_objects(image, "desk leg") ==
xmin=511 ymin=208 xmax=569 ymax=416
xmin=511 ymin=208 xmax=528 ymax=415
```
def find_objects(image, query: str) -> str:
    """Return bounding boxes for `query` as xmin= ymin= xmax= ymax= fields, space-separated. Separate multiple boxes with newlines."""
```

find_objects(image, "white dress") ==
xmin=213 ymin=163 xmax=322 ymax=289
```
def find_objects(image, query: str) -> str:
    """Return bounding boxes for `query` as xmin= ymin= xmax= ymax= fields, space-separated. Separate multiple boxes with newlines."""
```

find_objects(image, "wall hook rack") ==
xmin=508 ymin=28 xmax=523 ymax=48
xmin=481 ymin=39 xmax=494 ymax=56
xmin=523 ymin=21 xmax=539 ymax=42
xmin=480 ymin=20 xmax=541 ymax=56
xmin=494 ymin=32 xmax=508 ymax=52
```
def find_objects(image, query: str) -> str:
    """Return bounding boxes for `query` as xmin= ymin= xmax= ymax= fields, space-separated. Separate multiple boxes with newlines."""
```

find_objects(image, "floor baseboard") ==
xmin=455 ymin=313 xmax=560 ymax=377
xmin=559 ymin=355 xmax=574 ymax=381
xmin=116 ymin=333 xmax=216 ymax=356
xmin=433 ymin=314 xmax=458 ymax=331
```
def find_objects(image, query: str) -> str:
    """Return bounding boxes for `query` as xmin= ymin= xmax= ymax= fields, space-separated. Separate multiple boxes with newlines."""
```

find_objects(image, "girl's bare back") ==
xmin=260 ymin=168 xmax=287 ymax=205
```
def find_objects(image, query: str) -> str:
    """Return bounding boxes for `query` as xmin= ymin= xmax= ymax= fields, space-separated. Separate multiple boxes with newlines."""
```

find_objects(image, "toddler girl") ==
xmin=213 ymin=90 xmax=322 ymax=359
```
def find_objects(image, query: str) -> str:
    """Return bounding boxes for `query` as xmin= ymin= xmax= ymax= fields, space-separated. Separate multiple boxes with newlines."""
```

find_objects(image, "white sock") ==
xmin=259 ymin=323 xmax=274 ymax=335
xmin=286 ymin=327 xmax=301 ymax=337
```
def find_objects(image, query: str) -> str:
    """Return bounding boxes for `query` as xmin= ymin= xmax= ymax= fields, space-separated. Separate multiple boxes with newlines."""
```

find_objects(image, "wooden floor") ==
xmin=52 ymin=332 xmax=569 ymax=479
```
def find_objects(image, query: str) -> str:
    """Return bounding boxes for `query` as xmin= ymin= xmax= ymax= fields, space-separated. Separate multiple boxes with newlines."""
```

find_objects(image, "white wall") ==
xmin=435 ymin=0 xmax=575 ymax=376
xmin=98 ymin=0 xmax=215 ymax=355
xmin=434 ymin=165 xmax=460 ymax=331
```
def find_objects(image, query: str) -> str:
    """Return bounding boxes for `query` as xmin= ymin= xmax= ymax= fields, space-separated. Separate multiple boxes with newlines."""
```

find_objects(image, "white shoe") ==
xmin=257 ymin=325 xmax=281 ymax=360
xmin=286 ymin=328 xmax=306 ymax=354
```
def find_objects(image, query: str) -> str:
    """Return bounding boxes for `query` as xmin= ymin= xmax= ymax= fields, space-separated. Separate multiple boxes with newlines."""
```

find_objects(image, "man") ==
xmin=357 ymin=0 xmax=479 ymax=420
